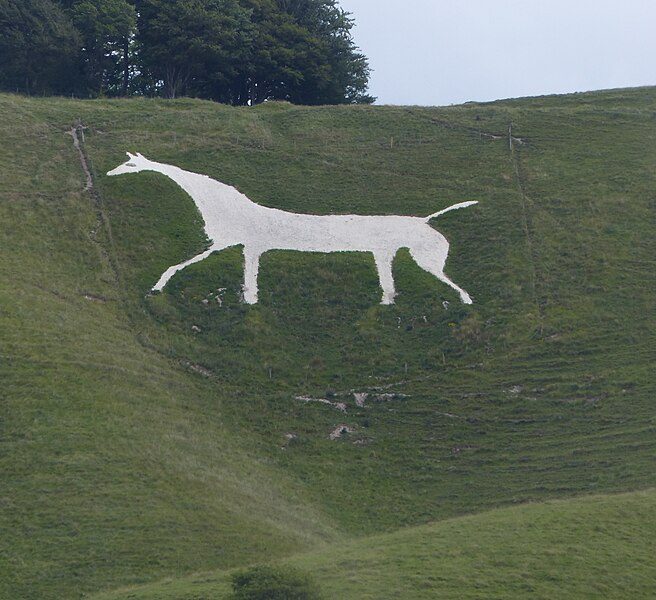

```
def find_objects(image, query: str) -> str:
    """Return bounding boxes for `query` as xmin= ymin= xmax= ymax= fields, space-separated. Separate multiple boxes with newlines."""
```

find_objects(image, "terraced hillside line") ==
xmin=423 ymin=111 xmax=543 ymax=327
xmin=509 ymin=126 xmax=545 ymax=333
xmin=427 ymin=114 xmax=527 ymax=145
xmin=69 ymin=120 xmax=121 ymax=290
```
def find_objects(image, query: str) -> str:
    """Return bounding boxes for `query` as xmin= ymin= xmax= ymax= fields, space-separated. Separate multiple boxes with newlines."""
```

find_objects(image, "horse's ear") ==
xmin=126 ymin=152 xmax=136 ymax=159
xmin=136 ymin=152 xmax=143 ymax=158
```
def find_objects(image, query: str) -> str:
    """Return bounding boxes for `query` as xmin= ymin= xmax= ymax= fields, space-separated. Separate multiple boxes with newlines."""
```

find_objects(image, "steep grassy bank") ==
xmin=89 ymin=87 xmax=655 ymax=529
xmin=0 ymin=95 xmax=339 ymax=599
xmin=1 ymin=87 xmax=655 ymax=597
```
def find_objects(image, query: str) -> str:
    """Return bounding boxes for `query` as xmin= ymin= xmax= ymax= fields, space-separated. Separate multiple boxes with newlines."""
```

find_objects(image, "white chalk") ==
xmin=108 ymin=153 xmax=476 ymax=304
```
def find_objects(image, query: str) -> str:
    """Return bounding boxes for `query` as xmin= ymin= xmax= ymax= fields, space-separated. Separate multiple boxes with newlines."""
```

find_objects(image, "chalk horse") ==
xmin=107 ymin=153 xmax=477 ymax=305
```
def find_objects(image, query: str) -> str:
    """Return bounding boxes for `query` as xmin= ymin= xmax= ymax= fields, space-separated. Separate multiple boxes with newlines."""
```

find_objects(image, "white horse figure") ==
xmin=107 ymin=153 xmax=477 ymax=305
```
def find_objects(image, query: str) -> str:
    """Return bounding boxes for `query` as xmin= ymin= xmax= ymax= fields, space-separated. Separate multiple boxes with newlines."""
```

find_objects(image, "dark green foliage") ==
xmin=0 ymin=0 xmax=80 ymax=94
xmin=134 ymin=0 xmax=373 ymax=104
xmin=136 ymin=0 xmax=253 ymax=100
xmin=69 ymin=0 xmax=136 ymax=96
xmin=0 ymin=0 xmax=373 ymax=103
xmin=231 ymin=565 xmax=321 ymax=599
xmin=229 ymin=0 xmax=321 ymax=105
xmin=276 ymin=0 xmax=374 ymax=104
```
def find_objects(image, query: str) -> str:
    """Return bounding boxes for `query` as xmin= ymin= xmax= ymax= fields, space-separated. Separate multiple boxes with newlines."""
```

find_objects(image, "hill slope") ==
xmin=93 ymin=489 xmax=656 ymax=600
xmin=1 ymin=87 xmax=655 ymax=598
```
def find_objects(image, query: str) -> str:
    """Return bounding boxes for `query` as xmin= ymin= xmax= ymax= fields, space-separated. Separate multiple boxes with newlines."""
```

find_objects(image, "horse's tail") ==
xmin=424 ymin=201 xmax=478 ymax=221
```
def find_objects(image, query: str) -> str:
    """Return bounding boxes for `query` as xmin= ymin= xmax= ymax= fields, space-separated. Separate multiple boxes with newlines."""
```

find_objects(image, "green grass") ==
xmin=1 ymin=87 xmax=655 ymax=598
xmin=92 ymin=489 xmax=656 ymax=600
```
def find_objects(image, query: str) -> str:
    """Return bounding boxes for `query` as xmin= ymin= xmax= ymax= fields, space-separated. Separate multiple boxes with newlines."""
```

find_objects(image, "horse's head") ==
xmin=106 ymin=152 xmax=153 ymax=176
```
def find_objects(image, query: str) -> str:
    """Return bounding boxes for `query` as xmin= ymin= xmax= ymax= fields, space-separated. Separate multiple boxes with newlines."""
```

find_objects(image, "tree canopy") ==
xmin=0 ymin=0 xmax=373 ymax=104
xmin=0 ymin=0 xmax=80 ymax=95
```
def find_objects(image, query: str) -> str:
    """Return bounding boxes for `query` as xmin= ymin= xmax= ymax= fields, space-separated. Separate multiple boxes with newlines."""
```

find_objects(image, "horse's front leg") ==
xmin=374 ymin=250 xmax=398 ymax=305
xmin=152 ymin=246 xmax=218 ymax=292
xmin=242 ymin=247 xmax=262 ymax=304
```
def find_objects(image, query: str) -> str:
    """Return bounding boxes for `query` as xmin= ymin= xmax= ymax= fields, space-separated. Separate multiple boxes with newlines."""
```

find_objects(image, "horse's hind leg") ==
xmin=242 ymin=247 xmax=262 ymax=304
xmin=409 ymin=246 xmax=473 ymax=304
xmin=373 ymin=251 xmax=397 ymax=305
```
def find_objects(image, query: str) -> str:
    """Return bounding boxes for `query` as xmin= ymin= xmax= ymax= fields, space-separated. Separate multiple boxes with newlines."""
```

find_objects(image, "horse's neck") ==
xmin=151 ymin=163 xmax=254 ymax=213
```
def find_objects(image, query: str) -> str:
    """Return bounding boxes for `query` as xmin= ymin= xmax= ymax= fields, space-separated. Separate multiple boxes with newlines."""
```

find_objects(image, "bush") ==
xmin=230 ymin=565 xmax=322 ymax=600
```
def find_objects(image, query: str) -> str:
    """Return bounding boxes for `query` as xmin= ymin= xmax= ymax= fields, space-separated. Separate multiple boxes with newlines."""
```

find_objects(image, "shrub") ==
xmin=230 ymin=565 xmax=321 ymax=600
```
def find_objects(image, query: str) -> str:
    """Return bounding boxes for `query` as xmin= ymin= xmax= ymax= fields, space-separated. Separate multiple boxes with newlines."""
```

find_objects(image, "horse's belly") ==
xmin=266 ymin=216 xmax=416 ymax=252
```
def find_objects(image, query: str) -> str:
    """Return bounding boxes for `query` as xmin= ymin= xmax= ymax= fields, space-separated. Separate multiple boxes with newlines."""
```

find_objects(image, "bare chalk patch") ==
xmin=295 ymin=388 xmax=410 ymax=411
xmin=329 ymin=424 xmax=355 ymax=440
xmin=68 ymin=124 xmax=93 ymax=191
xmin=296 ymin=396 xmax=347 ymax=413
xmin=83 ymin=293 xmax=107 ymax=303
xmin=350 ymin=391 xmax=409 ymax=408
xmin=201 ymin=288 xmax=227 ymax=307
xmin=184 ymin=362 xmax=214 ymax=378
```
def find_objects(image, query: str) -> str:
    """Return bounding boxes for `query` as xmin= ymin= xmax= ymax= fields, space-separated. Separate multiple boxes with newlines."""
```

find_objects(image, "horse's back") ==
xmin=248 ymin=210 xmax=436 ymax=253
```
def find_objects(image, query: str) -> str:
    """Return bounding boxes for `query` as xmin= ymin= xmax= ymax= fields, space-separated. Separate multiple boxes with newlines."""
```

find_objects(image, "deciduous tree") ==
xmin=0 ymin=0 xmax=80 ymax=95
xmin=136 ymin=0 xmax=253 ymax=99
xmin=0 ymin=0 xmax=373 ymax=104
xmin=69 ymin=0 xmax=136 ymax=96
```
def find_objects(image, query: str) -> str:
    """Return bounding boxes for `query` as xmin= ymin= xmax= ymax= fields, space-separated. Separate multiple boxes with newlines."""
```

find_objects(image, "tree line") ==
xmin=0 ymin=0 xmax=374 ymax=105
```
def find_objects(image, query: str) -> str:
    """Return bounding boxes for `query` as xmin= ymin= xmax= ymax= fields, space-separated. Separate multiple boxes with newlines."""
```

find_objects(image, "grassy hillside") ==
xmin=93 ymin=489 xmax=656 ymax=600
xmin=0 ymin=95 xmax=340 ymax=599
xmin=1 ymin=87 xmax=655 ymax=598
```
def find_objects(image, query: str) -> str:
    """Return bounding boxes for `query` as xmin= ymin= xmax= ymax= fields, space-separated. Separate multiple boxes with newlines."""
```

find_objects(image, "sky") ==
xmin=338 ymin=0 xmax=656 ymax=106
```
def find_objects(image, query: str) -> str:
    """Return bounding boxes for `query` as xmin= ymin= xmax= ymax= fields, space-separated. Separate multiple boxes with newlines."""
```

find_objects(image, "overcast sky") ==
xmin=339 ymin=0 xmax=656 ymax=106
